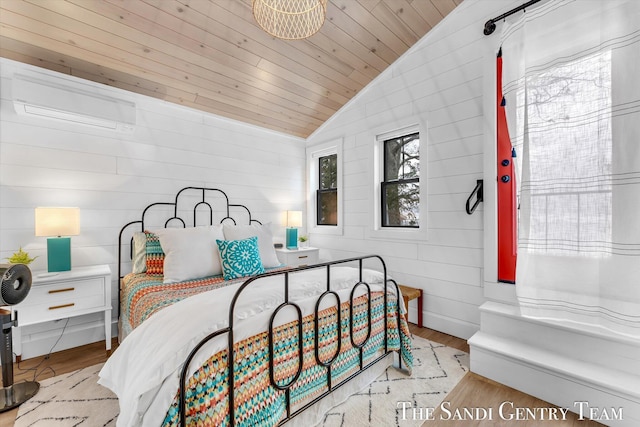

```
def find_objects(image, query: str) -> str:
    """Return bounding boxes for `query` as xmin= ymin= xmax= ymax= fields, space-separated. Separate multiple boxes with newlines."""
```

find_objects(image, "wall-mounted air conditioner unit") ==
xmin=12 ymin=73 xmax=136 ymax=132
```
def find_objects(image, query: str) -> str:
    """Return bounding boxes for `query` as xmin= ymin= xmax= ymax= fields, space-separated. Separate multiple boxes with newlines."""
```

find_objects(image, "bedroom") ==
xmin=0 ymin=0 xmax=638 ymax=426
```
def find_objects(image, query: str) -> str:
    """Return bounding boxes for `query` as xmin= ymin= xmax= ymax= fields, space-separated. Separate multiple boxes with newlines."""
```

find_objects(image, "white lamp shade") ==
xmin=35 ymin=207 xmax=80 ymax=237
xmin=286 ymin=210 xmax=303 ymax=228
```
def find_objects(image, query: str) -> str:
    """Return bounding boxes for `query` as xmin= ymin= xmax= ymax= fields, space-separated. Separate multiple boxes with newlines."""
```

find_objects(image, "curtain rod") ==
xmin=483 ymin=0 xmax=543 ymax=35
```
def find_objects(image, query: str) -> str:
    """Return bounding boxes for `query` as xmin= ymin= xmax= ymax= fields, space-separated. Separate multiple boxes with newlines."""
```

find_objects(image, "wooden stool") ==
xmin=398 ymin=284 xmax=423 ymax=328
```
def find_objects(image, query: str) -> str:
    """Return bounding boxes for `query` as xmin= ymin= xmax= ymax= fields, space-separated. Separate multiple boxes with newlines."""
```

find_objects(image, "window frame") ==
xmin=368 ymin=121 xmax=428 ymax=242
xmin=306 ymin=139 xmax=343 ymax=236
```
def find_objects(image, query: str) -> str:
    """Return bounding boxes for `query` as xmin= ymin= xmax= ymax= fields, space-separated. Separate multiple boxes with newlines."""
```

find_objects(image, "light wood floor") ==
xmin=1 ymin=325 xmax=602 ymax=427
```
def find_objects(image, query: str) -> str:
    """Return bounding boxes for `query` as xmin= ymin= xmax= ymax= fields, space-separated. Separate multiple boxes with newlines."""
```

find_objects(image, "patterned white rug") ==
xmin=15 ymin=336 xmax=468 ymax=427
xmin=316 ymin=337 xmax=469 ymax=426
xmin=14 ymin=362 xmax=117 ymax=426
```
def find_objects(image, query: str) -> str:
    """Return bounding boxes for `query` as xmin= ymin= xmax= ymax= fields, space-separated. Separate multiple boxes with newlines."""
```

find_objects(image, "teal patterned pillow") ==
xmin=216 ymin=236 xmax=265 ymax=280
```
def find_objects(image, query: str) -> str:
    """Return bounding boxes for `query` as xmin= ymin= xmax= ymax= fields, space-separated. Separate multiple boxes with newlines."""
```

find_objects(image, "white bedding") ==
xmin=99 ymin=266 xmax=399 ymax=427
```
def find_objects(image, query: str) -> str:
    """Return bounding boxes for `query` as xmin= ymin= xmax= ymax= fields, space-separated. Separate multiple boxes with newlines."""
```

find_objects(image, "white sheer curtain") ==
xmin=501 ymin=0 xmax=640 ymax=338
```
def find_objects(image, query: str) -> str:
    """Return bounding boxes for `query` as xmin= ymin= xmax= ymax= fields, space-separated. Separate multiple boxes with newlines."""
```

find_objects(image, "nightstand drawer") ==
xmin=275 ymin=247 xmax=320 ymax=267
xmin=16 ymin=278 xmax=106 ymax=325
xmin=290 ymin=252 xmax=318 ymax=265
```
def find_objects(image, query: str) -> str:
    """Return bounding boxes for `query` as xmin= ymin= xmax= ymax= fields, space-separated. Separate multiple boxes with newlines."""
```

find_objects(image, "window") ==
xmin=381 ymin=132 xmax=420 ymax=228
xmin=317 ymin=153 xmax=337 ymax=226
xmin=369 ymin=122 xmax=426 ymax=241
xmin=515 ymin=51 xmax=612 ymax=257
xmin=306 ymin=139 xmax=343 ymax=236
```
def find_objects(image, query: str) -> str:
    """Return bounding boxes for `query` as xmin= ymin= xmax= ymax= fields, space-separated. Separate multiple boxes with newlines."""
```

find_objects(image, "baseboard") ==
xmin=421 ymin=310 xmax=478 ymax=340
xmin=16 ymin=319 xmax=117 ymax=360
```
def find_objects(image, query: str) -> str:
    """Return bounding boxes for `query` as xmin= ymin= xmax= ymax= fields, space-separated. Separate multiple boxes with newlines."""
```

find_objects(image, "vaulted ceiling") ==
xmin=0 ymin=0 xmax=463 ymax=138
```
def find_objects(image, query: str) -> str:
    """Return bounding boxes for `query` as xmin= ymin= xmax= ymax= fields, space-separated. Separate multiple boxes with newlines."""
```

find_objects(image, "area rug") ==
xmin=15 ymin=336 xmax=468 ymax=427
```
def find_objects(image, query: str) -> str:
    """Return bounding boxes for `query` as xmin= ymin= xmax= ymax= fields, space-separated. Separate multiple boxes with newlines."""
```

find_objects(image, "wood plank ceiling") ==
xmin=0 ymin=0 xmax=463 ymax=138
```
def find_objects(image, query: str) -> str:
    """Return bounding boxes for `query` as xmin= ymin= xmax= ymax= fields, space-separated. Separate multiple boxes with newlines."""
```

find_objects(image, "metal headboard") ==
xmin=117 ymin=186 xmax=262 ymax=283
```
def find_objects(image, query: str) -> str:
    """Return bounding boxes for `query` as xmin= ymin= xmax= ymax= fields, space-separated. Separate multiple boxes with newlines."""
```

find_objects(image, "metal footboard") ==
xmin=178 ymin=255 xmax=404 ymax=427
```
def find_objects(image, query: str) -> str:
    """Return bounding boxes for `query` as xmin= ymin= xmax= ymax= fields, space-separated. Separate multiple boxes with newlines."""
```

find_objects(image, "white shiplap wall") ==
xmin=0 ymin=58 xmax=306 ymax=358
xmin=306 ymin=0 xmax=520 ymax=339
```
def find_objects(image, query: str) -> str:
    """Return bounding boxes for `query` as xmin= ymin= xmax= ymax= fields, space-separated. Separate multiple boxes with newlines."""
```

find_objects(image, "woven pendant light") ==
xmin=252 ymin=0 xmax=327 ymax=40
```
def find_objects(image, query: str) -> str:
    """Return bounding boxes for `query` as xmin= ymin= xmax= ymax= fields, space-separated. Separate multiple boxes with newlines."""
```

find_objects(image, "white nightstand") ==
xmin=12 ymin=264 xmax=112 ymax=360
xmin=275 ymin=247 xmax=320 ymax=267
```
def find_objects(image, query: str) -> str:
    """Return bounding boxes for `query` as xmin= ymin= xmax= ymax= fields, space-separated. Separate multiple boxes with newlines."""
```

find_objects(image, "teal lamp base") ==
xmin=286 ymin=228 xmax=298 ymax=250
xmin=47 ymin=237 xmax=71 ymax=272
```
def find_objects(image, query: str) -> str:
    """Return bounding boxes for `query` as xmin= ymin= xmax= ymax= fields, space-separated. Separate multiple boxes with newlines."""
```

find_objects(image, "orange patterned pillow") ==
xmin=144 ymin=231 xmax=164 ymax=275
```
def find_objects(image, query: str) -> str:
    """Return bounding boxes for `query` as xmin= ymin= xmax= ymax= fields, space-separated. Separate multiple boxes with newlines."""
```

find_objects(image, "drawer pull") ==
xmin=49 ymin=303 xmax=75 ymax=310
xmin=49 ymin=287 xmax=75 ymax=294
xmin=298 ymin=255 xmax=308 ymax=259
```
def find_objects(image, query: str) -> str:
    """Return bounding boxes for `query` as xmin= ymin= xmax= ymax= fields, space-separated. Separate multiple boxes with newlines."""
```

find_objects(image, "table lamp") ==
xmin=286 ymin=211 xmax=302 ymax=250
xmin=35 ymin=207 xmax=80 ymax=272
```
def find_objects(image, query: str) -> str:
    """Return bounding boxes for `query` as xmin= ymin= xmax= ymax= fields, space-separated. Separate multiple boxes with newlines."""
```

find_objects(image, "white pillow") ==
xmin=222 ymin=223 xmax=281 ymax=268
xmin=131 ymin=232 xmax=147 ymax=274
xmin=153 ymin=225 xmax=225 ymax=283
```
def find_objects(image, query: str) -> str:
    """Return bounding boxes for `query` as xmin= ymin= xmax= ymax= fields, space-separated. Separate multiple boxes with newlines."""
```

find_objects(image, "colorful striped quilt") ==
xmin=120 ymin=268 xmax=286 ymax=337
xmin=161 ymin=291 xmax=413 ymax=427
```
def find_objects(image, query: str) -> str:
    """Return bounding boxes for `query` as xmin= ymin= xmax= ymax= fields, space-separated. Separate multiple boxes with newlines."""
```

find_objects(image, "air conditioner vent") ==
xmin=12 ymin=73 xmax=136 ymax=132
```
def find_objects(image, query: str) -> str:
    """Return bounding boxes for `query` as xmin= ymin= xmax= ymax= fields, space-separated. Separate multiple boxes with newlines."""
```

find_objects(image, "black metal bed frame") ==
xmin=117 ymin=187 xmax=404 ymax=427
